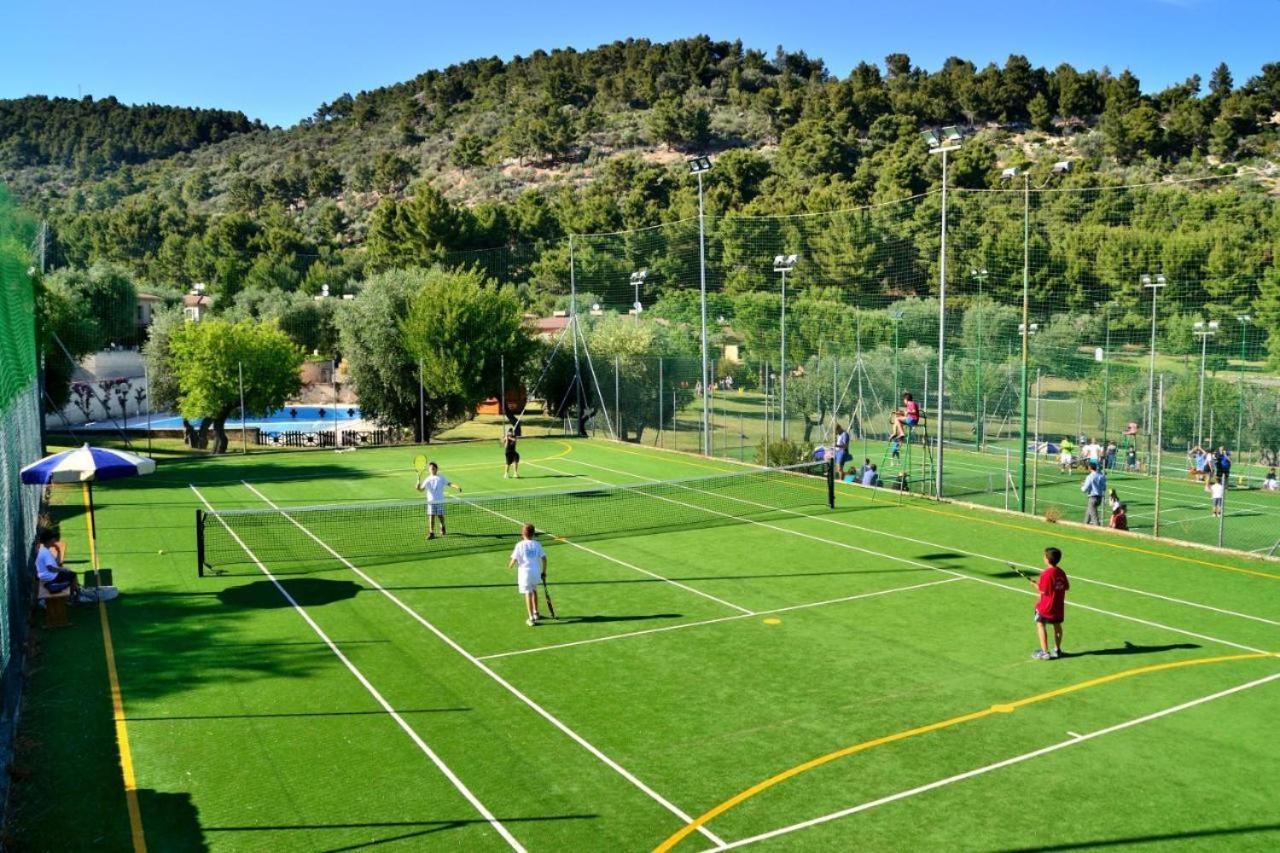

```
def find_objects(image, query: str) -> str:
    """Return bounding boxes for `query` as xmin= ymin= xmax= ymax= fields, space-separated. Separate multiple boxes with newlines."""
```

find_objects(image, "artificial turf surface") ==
xmin=10 ymin=436 xmax=1280 ymax=851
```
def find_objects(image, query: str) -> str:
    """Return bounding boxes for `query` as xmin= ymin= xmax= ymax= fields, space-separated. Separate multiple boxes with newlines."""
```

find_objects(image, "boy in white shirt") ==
xmin=415 ymin=462 xmax=462 ymax=539
xmin=1210 ymin=477 xmax=1225 ymax=517
xmin=508 ymin=524 xmax=548 ymax=626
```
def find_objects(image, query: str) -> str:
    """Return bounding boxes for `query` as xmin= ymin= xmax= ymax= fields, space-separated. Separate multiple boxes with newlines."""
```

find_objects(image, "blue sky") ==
xmin=3 ymin=1 xmax=1276 ymax=127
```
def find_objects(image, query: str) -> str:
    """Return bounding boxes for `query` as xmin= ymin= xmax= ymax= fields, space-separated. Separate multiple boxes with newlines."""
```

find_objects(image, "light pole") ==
xmin=773 ymin=253 xmax=798 ymax=441
xmin=1235 ymin=314 xmax=1251 ymax=452
xmin=890 ymin=309 xmax=903 ymax=405
xmin=921 ymin=125 xmax=963 ymax=498
xmin=629 ymin=268 xmax=647 ymax=324
xmin=1001 ymin=162 xmax=1069 ymax=512
xmin=1099 ymin=301 xmax=1113 ymax=443
xmin=1193 ymin=319 xmax=1219 ymax=446
xmin=970 ymin=267 xmax=988 ymax=447
xmin=689 ymin=155 xmax=713 ymax=455
xmin=1142 ymin=273 xmax=1167 ymax=450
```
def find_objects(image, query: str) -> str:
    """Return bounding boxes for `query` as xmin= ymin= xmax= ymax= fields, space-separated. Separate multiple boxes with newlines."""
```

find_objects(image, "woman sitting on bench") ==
xmin=35 ymin=529 xmax=79 ymax=599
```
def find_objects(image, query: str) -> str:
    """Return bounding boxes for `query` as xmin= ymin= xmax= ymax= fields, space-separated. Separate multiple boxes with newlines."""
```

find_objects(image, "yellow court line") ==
xmin=82 ymin=486 xmax=147 ymax=853
xmin=655 ymin=651 xmax=1277 ymax=852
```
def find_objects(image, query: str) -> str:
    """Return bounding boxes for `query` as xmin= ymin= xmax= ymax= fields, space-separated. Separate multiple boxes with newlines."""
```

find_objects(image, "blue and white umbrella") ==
xmin=20 ymin=444 xmax=156 ymax=578
xmin=20 ymin=443 xmax=156 ymax=485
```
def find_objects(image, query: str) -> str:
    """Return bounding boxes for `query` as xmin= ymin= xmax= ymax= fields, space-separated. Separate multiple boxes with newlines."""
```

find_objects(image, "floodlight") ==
xmin=941 ymin=126 xmax=963 ymax=143
xmin=919 ymin=129 xmax=940 ymax=148
xmin=630 ymin=269 xmax=648 ymax=284
xmin=772 ymin=254 xmax=798 ymax=272
xmin=1237 ymin=314 xmax=1251 ymax=322
xmin=971 ymin=268 xmax=988 ymax=277
xmin=716 ymin=315 xmax=726 ymax=325
xmin=1209 ymin=320 xmax=1219 ymax=330
xmin=1051 ymin=160 xmax=1072 ymax=174
xmin=1000 ymin=167 xmax=1020 ymax=181
xmin=688 ymin=156 xmax=712 ymax=174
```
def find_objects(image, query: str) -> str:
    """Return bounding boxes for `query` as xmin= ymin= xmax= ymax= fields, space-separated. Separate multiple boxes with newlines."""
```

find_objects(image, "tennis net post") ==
xmin=196 ymin=509 xmax=206 ymax=577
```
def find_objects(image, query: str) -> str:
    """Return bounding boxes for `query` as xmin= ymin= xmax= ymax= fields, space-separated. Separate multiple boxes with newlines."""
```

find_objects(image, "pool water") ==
xmin=78 ymin=405 xmax=366 ymax=433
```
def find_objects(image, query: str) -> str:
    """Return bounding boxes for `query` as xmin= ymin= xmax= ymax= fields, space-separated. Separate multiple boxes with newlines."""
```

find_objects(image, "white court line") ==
xmin=189 ymin=486 xmax=525 ymax=852
xmin=449 ymin=489 xmax=754 ymax=616
xmin=477 ymin=578 xmax=965 ymax=661
xmin=705 ymin=670 xmax=1280 ymax=850
xmin=539 ymin=459 xmax=1269 ymax=655
xmin=561 ymin=457 xmax=1280 ymax=628
xmin=619 ymin=464 xmax=1280 ymax=628
xmin=240 ymin=481 xmax=727 ymax=848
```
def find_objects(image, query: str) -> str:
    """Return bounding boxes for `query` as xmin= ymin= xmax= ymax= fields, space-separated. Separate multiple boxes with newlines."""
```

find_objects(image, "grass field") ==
xmin=12 ymin=436 xmax=1280 ymax=851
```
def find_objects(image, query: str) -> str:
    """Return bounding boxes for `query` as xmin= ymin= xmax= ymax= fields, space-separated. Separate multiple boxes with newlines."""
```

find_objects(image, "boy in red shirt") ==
xmin=1030 ymin=547 xmax=1069 ymax=660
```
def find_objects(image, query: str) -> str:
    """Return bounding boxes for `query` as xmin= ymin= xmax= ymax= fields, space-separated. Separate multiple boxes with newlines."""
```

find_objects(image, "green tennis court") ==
xmin=15 ymin=437 xmax=1279 ymax=850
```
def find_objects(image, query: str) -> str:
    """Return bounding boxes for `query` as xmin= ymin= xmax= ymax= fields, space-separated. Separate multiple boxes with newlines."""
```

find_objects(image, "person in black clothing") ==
xmin=502 ymin=426 xmax=521 ymax=479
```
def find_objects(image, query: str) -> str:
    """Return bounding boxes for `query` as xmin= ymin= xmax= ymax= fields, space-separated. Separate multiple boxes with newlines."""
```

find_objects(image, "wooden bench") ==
xmin=38 ymin=584 xmax=71 ymax=628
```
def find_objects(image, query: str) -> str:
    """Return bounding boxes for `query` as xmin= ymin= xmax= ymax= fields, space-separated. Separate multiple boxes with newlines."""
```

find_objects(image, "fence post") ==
xmin=658 ymin=358 xmax=663 ymax=449
xmin=1032 ymin=368 xmax=1041 ymax=515
xmin=238 ymin=361 xmax=247 ymax=455
xmin=614 ymin=355 xmax=620 ymax=442
xmin=1154 ymin=375 xmax=1165 ymax=538
xmin=1004 ymin=447 xmax=1011 ymax=511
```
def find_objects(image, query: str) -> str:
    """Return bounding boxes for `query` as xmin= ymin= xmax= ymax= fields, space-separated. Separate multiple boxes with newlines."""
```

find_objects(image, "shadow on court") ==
xmin=379 ymin=565 xmax=936 ymax=593
xmin=204 ymin=814 xmax=597 ymax=848
xmin=543 ymin=613 xmax=682 ymax=625
xmin=1058 ymin=641 xmax=1200 ymax=658
xmin=998 ymin=823 xmax=1280 ymax=852
xmin=217 ymin=578 xmax=362 ymax=609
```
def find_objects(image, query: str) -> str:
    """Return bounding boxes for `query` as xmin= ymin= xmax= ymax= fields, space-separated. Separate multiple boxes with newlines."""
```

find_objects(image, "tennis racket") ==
xmin=413 ymin=454 xmax=428 ymax=488
xmin=542 ymin=577 xmax=556 ymax=619
xmin=1007 ymin=562 xmax=1035 ymax=584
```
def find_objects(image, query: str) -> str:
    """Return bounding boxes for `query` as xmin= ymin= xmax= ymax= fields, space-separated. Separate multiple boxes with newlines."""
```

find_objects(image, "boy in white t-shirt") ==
xmin=415 ymin=462 xmax=462 ymax=539
xmin=1210 ymin=477 xmax=1225 ymax=517
xmin=508 ymin=524 xmax=548 ymax=626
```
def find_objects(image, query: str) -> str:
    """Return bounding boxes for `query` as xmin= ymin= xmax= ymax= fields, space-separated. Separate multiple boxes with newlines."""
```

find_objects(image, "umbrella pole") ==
xmin=83 ymin=481 xmax=101 ymax=586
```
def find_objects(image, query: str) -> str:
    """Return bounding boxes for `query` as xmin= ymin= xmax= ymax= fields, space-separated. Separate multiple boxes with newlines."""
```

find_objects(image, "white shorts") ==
xmin=517 ymin=569 xmax=541 ymax=594
xmin=427 ymin=504 xmax=445 ymax=517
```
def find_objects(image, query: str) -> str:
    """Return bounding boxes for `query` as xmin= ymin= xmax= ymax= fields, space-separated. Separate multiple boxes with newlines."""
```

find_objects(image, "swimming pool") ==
xmin=78 ymin=405 xmax=366 ymax=433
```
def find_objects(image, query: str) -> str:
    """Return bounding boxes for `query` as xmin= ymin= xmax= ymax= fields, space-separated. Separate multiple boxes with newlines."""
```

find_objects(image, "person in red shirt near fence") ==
xmin=1030 ymin=547 xmax=1070 ymax=660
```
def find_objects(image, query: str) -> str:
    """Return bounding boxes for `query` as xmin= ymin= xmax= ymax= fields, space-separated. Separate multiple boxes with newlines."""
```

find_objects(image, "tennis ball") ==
xmin=157 ymin=549 xmax=166 ymax=555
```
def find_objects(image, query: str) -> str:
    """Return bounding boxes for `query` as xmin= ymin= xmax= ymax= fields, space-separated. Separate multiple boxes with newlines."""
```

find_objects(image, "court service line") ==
xmin=534 ymin=460 xmax=1268 ymax=656
xmin=590 ymin=440 xmax=1280 ymax=581
xmin=476 ymin=577 xmax=965 ymax=661
xmin=189 ymin=486 xmax=526 ymax=852
xmin=241 ymin=482 xmax=727 ymax=848
xmin=701 ymin=669 xmax=1280 ymax=850
xmin=445 ymin=488 xmax=754 ymax=616
xmin=573 ymin=461 xmax=1279 ymax=628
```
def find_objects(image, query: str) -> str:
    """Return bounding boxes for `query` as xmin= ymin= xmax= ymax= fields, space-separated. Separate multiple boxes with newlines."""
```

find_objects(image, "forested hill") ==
xmin=0 ymin=96 xmax=260 ymax=173
xmin=2 ymin=37 xmax=1279 ymax=298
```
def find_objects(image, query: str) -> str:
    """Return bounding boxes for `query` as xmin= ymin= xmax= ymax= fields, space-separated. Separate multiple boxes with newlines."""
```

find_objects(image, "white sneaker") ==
xmin=513 ymin=472 xmax=520 ymax=479
xmin=526 ymin=617 xmax=535 ymax=626
xmin=503 ymin=472 xmax=509 ymax=479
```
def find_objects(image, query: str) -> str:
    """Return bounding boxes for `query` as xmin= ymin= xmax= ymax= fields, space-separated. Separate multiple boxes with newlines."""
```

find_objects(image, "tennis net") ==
xmin=196 ymin=460 xmax=835 ymax=574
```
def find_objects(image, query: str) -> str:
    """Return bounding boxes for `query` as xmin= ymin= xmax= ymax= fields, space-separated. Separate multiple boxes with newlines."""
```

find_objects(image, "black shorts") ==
xmin=1034 ymin=611 xmax=1062 ymax=625
xmin=43 ymin=569 xmax=77 ymax=593
xmin=505 ymin=448 xmax=520 ymax=464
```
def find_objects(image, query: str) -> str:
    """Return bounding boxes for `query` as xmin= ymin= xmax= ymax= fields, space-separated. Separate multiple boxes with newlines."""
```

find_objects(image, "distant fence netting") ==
xmin=0 ymin=185 xmax=41 ymax=815
xmin=470 ymin=175 xmax=1278 ymax=556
